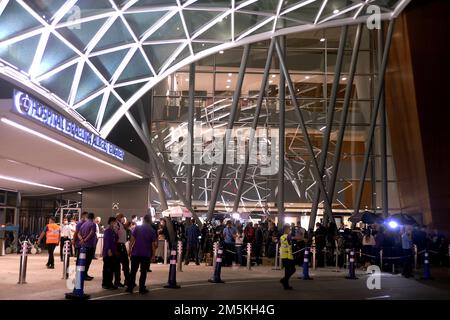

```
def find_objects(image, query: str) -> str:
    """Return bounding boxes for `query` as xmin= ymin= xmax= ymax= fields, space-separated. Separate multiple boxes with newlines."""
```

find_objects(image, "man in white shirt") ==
xmin=60 ymin=218 xmax=72 ymax=261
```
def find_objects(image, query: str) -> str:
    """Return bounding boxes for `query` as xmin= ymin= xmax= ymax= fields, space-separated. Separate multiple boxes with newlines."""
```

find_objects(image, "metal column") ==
xmin=326 ymin=24 xmax=364 ymax=211
xmin=309 ymin=26 xmax=348 ymax=230
xmin=274 ymin=38 xmax=334 ymax=223
xmin=354 ymin=20 xmax=395 ymax=216
xmin=278 ymin=36 xmax=286 ymax=230
xmin=187 ymin=63 xmax=195 ymax=208
xmin=206 ymin=45 xmax=251 ymax=221
xmin=378 ymin=26 xmax=389 ymax=218
xmin=232 ymin=39 xmax=275 ymax=213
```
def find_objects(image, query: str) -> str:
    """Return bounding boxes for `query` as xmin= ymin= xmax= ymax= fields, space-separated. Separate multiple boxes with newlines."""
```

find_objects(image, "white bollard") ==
xmin=414 ymin=245 xmax=418 ymax=270
xmin=212 ymin=242 xmax=218 ymax=270
xmin=62 ymin=240 xmax=70 ymax=280
xmin=18 ymin=241 xmax=28 ymax=284
xmin=272 ymin=242 xmax=280 ymax=270
xmin=380 ymin=249 xmax=383 ymax=270
xmin=177 ymin=241 xmax=183 ymax=272
xmin=163 ymin=240 xmax=168 ymax=265
xmin=247 ymin=243 xmax=252 ymax=270
xmin=312 ymin=247 xmax=316 ymax=270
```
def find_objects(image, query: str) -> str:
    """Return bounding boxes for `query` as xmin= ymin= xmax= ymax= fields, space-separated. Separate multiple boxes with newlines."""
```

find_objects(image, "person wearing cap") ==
xmin=37 ymin=216 xmax=60 ymax=269
xmin=127 ymin=214 xmax=157 ymax=294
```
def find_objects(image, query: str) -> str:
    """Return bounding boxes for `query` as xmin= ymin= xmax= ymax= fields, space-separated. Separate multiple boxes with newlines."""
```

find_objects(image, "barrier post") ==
xmin=65 ymin=246 xmax=90 ymax=299
xmin=414 ymin=245 xmax=418 ymax=271
xmin=421 ymin=250 xmax=432 ymax=280
xmin=301 ymin=247 xmax=313 ymax=280
xmin=164 ymin=250 xmax=181 ymax=288
xmin=312 ymin=247 xmax=316 ymax=270
xmin=333 ymin=250 xmax=340 ymax=272
xmin=345 ymin=249 xmax=358 ymax=279
xmin=212 ymin=242 xmax=218 ymax=270
xmin=208 ymin=246 xmax=225 ymax=283
xmin=177 ymin=241 xmax=183 ymax=272
xmin=272 ymin=242 xmax=280 ymax=270
xmin=62 ymin=240 xmax=70 ymax=280
xmin=246 ymin=243 xmax=251 ymax=270
xmin=380 ymin=249 xmax=383 ymax=271
xmin=163 ymin=240 xmax=168 ymax=265
xmin=18 ymin=241 xmax=28 ymax=284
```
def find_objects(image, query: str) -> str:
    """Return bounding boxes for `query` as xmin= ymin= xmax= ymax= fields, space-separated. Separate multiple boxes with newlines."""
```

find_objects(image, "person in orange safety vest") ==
xmin=37 ymin=217 xmax=61 ymax=269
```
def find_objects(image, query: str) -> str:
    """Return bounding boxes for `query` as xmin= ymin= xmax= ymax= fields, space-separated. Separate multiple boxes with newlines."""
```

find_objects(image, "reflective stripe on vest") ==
xmin=46 ymin=223 xmax=60 ymax=244
xmin=280 ymin=234 xmax=293 ymax=260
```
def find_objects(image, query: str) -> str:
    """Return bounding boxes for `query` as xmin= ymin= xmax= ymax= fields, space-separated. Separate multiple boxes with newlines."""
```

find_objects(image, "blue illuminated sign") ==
xmin=12 ymin=89 xmax=125 ymax=161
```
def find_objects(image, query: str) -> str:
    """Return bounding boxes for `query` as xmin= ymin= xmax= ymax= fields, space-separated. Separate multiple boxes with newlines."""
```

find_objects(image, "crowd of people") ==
xmin=35 ymin=213 xmax=449 ymax=293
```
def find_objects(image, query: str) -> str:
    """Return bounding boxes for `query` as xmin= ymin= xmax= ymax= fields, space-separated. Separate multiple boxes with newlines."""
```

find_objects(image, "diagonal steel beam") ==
xmin=232 ymin=39 xmax=275 ymax=213
xmin=137 ymin=99 xmax=169 ymax=212
xmin=126 ymin=111 xmax=202 ymax=228
xmin=309 ymin=26 xmax=348 ymax=229
xmin=274 ymin=38 xmax=333 ymax=222
xmin=207 ymin=44 xmax=251 ymax=221
xmin=326 ymin=24 xmax=363 ymax=213
xmin=354 ymin=19 xmax=395 ymax=216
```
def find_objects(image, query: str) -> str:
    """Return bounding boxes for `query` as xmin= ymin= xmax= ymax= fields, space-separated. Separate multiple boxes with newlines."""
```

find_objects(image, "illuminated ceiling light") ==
xmin=226 ymin=79 xmax=231 ymax=83
xmin=342 ymin=77 xmax=347 ymax=81
xmin=271 ymin=75 xmax=276 ymax=78
xmin=320 ymin=38 xmax=326 ymax=42
xmin=226 ymin=85 xmax=230 ymax=89
xmin=269 ymin=80 xmax=273 ymax=84
xmin=0 ymin=118 xmax=143 ymax=179
xmin=219 ymin=50 xmax=224 ymax=54
xmin=185 ymin=78 xmax=189 ymax=81
xmin=0 ymin=175 xmax=64 ymax=191
xmin=305 ymin=76 xmax=310 ymax=80
xmin=333 ymin=9 xmax=340 ymax=14
xmin=78 ymin=192 xmax=82 ymax=195
xmin=228 ymin=73 xmax=232 ymax=77
xmin=319 ymin=126 xmax=326 ymax=131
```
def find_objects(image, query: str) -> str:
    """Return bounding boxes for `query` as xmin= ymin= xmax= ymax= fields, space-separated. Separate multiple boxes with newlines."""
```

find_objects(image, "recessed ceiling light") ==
xmin=305 ymin=76 xmax=310 ymax=80
xmin=202 ymin=43 xmax=205 ymax=47
xmin=219 ymin=50 xmax=224 ymax=54
xmin=185 ymin=78 xmax=189 ymax=81
xmin=342 ymin=77 xmax=347 ymax=81
xmin=226 ymin=79 xmax=231 ymax=83
xmin=0 ymin=174 xmax=64 ymax=191
xmin=333 ymin=9 xmax=340 ymax=14
xmin=226 ymin=85 xmax=230 ymax=89
xmin=271 ymin=75 xmax=276 ymax=78
xmin=269 ymin=80 xmax=273 ymax=84
xmin=320 ymin=38 xmax=326 ymax=42
xmin=228 ymin=73 xmax=232 ymax=77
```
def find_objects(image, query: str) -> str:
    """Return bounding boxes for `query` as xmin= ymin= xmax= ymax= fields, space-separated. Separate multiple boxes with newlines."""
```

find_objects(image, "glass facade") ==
xmin=147 ymin=25 xmax=400 ymax=215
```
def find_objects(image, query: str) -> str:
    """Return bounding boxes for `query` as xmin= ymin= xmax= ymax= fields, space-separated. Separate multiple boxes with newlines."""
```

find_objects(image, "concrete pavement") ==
xmin=1 ymin=253 xmax=449 ymax=300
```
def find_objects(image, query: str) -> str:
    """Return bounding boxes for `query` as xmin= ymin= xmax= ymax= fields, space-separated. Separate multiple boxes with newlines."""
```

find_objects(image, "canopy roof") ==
xmin=0 ymin=0 xmax=409 ymax=137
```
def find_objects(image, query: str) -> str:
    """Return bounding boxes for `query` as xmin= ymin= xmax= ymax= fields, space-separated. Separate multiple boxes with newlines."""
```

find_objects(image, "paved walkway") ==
xmin=1 ymin=254 xmax=449 ymax=300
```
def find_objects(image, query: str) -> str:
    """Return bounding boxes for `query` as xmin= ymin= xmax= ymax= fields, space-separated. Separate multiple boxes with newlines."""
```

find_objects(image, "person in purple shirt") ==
xmin=72 ymin=211 xmax=87 ymax=258
xmin=102 ymin=217 xmax=119 ymax=290
xmin=78 ymin=212 xmax=97 ymax=281
xmin=126 ymin=214 xmax=157 ymax=294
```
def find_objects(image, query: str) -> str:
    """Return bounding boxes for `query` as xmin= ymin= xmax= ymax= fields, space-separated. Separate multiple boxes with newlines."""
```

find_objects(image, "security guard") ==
xmin=279 ymin=224 xmax=296 ymax=290
xmin=37 ymin=216 xmax=61 ymax=269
